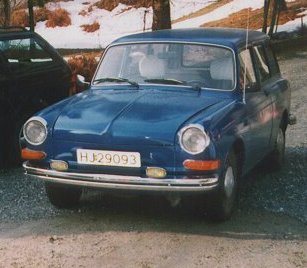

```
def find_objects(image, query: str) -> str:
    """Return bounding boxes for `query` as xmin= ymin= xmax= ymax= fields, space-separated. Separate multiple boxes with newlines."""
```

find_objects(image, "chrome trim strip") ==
xmin=23 ymin=162 xmax=218 ymax=192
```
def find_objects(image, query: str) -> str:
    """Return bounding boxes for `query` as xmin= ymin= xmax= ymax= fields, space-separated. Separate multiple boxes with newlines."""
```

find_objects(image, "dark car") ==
xmin=22 ymin=28 xmax=296 ymax=220
xmin=0 ymin=27 xmax=71 ymax=165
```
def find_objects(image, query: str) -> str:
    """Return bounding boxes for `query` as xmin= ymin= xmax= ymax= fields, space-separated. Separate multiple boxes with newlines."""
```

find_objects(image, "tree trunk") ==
xmin=268 ymin=0 xmax=287 ymax=36
xmin=268 ymin=0 xmax=278 ymax=36
xmin=3 ymin=0 xmax=11 ymax=27
xmin=152 ymin=0 xmax=171 ymax=31
xmin=28 ymin=0 xmax=35 ymax=31
xmin=262 ymin=0 xmax=271 ymax=33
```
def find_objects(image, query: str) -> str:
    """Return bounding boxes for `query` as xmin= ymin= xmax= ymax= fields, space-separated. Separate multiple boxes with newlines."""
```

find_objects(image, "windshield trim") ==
xmin=92 ymin=41 xmax=237 ymax=92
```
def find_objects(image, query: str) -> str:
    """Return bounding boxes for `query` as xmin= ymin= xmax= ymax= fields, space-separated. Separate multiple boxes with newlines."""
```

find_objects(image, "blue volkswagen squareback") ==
xmin=22 ymin=28 xmax=295 ymax=220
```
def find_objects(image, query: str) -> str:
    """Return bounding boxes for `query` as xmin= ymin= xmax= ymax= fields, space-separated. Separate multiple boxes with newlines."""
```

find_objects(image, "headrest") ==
xmin=139 ymin=55 xmax=165 ymax=78
xmin=210 ymin=57 xmax=234 ymax=81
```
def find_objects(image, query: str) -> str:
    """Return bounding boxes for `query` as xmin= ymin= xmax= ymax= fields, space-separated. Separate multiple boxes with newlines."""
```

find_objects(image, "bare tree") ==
xmin=263 ymin=0 xmax=287 ymax=36
xmin=152 ymin=0 xmax=171 ymax=31
xmin=262 ymin=0 xmax=271 ymax=33
xmin=3 ymin=0 xmax=11 ymax=27
xmin=28 ymin=0 xmax=46 ymax=31
xmin=28 ymin=0 xmax=34 ymax=31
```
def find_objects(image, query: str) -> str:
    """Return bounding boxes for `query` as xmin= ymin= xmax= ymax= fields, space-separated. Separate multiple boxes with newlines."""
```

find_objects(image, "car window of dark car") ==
xmin=238 ymin=48 xmax=257 ymax=91
xmin=252 ymin=44 xmax=271 ymax=83
xmin=0 ymin=37 xmax=55 ymax=73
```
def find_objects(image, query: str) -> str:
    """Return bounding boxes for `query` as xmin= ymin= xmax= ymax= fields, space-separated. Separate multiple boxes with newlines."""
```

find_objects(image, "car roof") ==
xmin=112 ymin=28 xmax=269 ymax=49
xmin=0 ymin=26 xmax=37 ymax=39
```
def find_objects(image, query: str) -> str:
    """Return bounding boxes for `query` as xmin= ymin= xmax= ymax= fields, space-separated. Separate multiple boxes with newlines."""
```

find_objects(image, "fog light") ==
xmin=146 ymin=167 xmax=167 ymax=179
xmin=50 ymin=160 xmax=68 ymax=171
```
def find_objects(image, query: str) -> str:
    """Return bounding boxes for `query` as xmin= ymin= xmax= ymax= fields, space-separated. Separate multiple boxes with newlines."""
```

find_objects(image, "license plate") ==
xmin=76 ymin=149 xmax=141 ymax=168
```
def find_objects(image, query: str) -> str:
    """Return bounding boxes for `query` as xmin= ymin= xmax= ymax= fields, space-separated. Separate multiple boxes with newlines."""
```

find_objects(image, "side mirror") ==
xmin=76 ymin=74 xmax=90 ymax=90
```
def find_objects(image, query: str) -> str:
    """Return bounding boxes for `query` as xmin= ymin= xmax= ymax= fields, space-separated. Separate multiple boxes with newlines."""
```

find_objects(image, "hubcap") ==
xmin=224 ymin=166 xmax=235 ymax=198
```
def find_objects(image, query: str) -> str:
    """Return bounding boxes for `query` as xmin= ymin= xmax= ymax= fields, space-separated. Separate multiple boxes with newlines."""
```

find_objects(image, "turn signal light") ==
xmin=146 ymin=167 xmax=167 ymax=179
xmin=21 ymin=148 xmax=46 ymax=160
xmin=183 ymin=159 xmax=220 ymax=171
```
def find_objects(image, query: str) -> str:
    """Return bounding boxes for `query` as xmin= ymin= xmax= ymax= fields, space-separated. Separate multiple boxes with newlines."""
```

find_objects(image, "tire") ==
xmin=270 ymin=127 xmax=285 ymax=170
xmin=45 ymin=182 xmax=82 ymax=209
xmin=206 ymin=151 xmax=238 ymax=221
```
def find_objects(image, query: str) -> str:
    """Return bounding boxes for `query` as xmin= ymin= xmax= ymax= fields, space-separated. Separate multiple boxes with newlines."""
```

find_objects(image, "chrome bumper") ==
xmin=23 ymin=162 xmax=219 ymax=192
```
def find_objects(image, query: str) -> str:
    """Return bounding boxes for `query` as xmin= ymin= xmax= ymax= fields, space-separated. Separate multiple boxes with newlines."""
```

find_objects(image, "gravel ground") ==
xmin=0 ymin=47 xmax=306 ymax=268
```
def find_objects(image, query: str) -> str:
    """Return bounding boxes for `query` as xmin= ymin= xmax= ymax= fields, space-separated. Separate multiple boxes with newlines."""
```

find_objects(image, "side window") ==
xmin=239 ymin=48 xmax=257 ymax=91
xmin=253 ymin=45 xmax=270 ymax=83
xmin=0 ymin=37 xmax=54 ymax=73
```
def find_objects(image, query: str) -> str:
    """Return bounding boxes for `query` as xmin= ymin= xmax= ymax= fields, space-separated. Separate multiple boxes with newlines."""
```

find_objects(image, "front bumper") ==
xmin=23 ymin=162 xmax=219 ymax=193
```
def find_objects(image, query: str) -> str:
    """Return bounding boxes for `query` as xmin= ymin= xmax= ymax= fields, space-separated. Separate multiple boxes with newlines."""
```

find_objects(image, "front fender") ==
xmin=174 ymin=99 xmax=245 ymax=175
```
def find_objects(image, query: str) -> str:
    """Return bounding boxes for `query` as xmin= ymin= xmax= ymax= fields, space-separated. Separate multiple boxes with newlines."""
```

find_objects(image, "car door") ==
xmin=258 ymin=43 xmax=290 ymax=148
xmin=2 ymin=35 xmax=70 ymax=113
xmin=0 ymin=51 xmax=15 ymax=115
xmin=238 ymin=46 xmax=273 ymax=171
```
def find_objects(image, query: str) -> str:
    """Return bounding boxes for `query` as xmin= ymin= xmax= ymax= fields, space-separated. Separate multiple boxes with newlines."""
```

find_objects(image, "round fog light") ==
xmin=50 ymin=160 xmax=68 ymax=171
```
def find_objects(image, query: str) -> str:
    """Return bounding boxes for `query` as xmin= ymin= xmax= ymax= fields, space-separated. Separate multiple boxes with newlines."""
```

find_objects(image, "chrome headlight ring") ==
xmin=23 ymin=116 xmax=48 ymax=146
xmin=178 ymin=124 xmax=210 ymax=155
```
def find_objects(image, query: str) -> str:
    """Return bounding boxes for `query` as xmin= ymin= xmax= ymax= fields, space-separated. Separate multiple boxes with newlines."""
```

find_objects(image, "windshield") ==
xmin=94 ymin=43 xmax=235 ymax=90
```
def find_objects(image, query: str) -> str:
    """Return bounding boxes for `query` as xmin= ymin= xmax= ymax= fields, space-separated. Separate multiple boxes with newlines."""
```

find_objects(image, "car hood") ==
xmin=53 ymin=88 xmax=222 ymax=146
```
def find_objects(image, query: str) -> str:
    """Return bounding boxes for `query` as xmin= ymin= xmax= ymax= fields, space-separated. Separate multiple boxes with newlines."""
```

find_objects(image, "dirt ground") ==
xmin=0 ymin=47 xmax=306 ymax=267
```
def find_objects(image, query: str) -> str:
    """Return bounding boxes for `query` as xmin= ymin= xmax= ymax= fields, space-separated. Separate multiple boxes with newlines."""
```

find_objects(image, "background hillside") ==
xmin=5 ymin=0 xmax=307 ymax=49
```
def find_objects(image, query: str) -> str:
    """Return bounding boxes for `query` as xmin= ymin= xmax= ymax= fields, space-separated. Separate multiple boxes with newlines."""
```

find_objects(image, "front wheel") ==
xmin=206 ymin=152 xmax=238 ymax=221
xmin=45 ymin=182 xmax=82 ymax=208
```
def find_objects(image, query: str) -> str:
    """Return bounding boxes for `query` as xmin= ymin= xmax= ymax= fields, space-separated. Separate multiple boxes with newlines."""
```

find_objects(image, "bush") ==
xmin=89 ymin=0 xmax=151 ymax=12
xmin=81 ymin=22 xmax=100 ymax=32
xmin=35 ymin=7 xmax=50 ymax=22
xmin=11 ymin=10 xmax=29 ymax=27
xmin=90 ymin=0 xmax=117 ymax=12
xmin=46 ymin=8 xmax=71 ymax=28
xmin=120 ymin=0 xmax=151 ymax=8
xmin=79 ymin=10 xmax=88 ymax=16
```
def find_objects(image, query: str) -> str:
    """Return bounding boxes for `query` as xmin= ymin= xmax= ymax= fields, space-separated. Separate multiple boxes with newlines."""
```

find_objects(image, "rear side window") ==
xmin=0 ymin=37 xmax=55 ymax=72
xmin=239 ymin=48 xmax=257 ymax=90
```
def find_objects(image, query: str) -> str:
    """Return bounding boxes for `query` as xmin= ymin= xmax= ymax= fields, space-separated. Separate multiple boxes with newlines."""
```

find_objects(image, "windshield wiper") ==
xmin=144 ymin=78 xmax=203 ymax=93
xmin=93 ymin=77 xmax=139 ymax=88
xmin=144 ymin=78 xmax=186 ymax=85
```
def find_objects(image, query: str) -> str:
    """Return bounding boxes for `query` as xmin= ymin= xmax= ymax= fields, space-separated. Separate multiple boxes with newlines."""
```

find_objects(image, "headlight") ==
xmin=23 ymin=117 xmax=47 ymax=146
xmin=179 ymin=124 xmax=210 ymax=155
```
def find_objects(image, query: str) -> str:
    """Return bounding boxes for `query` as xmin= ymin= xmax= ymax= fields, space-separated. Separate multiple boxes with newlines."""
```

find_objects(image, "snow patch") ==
xmin=33 ymin=0 xmax=305 ymax=49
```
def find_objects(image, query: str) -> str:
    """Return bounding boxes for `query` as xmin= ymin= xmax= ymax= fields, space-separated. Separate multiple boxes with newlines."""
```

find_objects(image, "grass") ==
xmin=46 ymin=8 xmax=71 ymax=28
xmin=81 ymin=22 xmax=100 ymax=33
